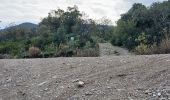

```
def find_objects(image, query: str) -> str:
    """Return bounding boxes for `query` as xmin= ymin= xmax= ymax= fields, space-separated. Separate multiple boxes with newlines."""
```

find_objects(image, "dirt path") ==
xmin=99 ymin=43 xmax=132 ymax=56
xmin=0 ymin=54 xmax=170 ymax=100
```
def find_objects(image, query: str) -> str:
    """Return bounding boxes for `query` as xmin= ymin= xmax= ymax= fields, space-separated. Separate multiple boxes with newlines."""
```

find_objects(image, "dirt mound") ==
xmin=0 ymin=55 xmax=170 ymax=100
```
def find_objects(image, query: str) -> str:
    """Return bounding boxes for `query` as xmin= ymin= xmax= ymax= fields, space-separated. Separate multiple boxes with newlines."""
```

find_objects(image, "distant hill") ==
xmin=0 ymin=22 xmax=38 ymax=32
xmin=0 ymin=22 xmax=113 ymax=33
xmin=16 ymin=22 xmax=38 ymax=29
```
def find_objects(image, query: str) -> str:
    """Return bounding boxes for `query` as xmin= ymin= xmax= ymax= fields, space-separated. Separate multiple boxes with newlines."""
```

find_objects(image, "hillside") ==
xmin=0 ymin=55 xmax=169 ymax=100
xmin=0 ymin=22 xmax=37 ymax=32
xmin=15 ymin=23 xmax=37 ymax=30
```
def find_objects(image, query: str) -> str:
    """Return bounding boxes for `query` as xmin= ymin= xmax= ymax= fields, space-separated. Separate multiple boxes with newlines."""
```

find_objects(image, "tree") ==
xmin=54 ymin=26 xmax=66 ymax=45
xmin=112 ymin=1 xmax=170 ymax=51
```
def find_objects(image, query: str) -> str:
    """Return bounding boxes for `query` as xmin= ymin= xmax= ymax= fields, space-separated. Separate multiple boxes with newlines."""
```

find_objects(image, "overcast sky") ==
xmin=0 ymin=0 xmax=166 ymax=28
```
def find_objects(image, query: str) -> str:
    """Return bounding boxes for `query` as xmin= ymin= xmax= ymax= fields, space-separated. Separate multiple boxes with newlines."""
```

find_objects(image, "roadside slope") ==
xmin=0 ymin=55 xmax=170 ymax=100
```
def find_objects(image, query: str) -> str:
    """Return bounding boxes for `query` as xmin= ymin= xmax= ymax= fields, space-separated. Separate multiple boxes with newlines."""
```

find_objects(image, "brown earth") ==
xmin=0 ymin=54 xmax=170 ymax=100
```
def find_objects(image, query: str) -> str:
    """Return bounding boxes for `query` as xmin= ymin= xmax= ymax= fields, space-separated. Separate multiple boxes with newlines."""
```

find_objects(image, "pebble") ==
xmin=62 ymin=63 xmax=66 ymax=64
xmin=25 ymin=86 xmax=29 ymax=88
xmin=67 ymin=64 xmax=71 ymax=66
xmin=44 ymin=88 xmax=48 ymax=91
xmin=145 ymin=90 xmax=151 ymax=94
xmin=117 ymin=89 xmax=125 ymax=92
xmin=166 ymin=60 xmax=170 ymax=62
xmin=52 ymin=75 xmax=57 ymax=79
xmin=85 ymin=92 xmax=93 ymax=96
xmin=35 ymin=95 xmax=41 ymax=98
xmin=72 ymin=79 xmax=79 ymax=83
xmin=77 ymin=81 xmax=85 ymax=88
xmin=96 ymin=61 xmax=99 ymax=63
xmin=38 ymin=81 xmax=47 ymax=86
xmin=107 ymin=86 xmax=111 ymax=89
xmin=153 ymin=94 xmax=156 ymax=97
xmin=6 ymin=77 xmax=12 ymax=82
xmin=158 ymin=92 xmax=161 ymax=96
xmin=128 ymin=97 xmax=133 ymax=100
xmin=60 ymin=86 xmax=64 ymax=89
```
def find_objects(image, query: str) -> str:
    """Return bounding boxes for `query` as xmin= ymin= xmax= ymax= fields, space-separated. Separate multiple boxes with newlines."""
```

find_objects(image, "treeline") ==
xmin=0 ymin=1 xmax=170 ymax=58
xmin=0 ymin=6 xmax=113 ymax=58
xmin=111 ymin=0 xmax=170 ymax=54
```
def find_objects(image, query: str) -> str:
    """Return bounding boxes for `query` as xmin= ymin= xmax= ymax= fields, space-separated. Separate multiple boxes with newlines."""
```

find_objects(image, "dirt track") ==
xmin=0 ymin=55 xmax=170 ymax=100
xmin=99 ymin=43 xmax=132 ymax=56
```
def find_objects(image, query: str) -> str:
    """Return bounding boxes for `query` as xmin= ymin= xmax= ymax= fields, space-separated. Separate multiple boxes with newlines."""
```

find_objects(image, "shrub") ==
xmin=28 ymin=47 xmax=41 ymax=58
xmin=135 ymin=43 xmax=150 ymax=55
xmin=150 ymin=36 xmax=170 ymax=54
xmin=158 ymin=37 xmax=170 ymax=53
xmin=0 ymin=54 xmax=12 ymax=59
xmin=75 ymin=48 xmax=99 ymax=57
xmin=55 ymin=44 xmax=74 ymax=57
xmin=135 ymin=35 xmax=170 ymax=55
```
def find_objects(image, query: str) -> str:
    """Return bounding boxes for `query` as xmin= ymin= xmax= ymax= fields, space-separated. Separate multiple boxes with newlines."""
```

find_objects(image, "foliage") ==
xmin=111 ymin=1 xmax=170 ymax=54
xmin=149 ymin=35 xmax=170 ymax=54
xmin=0 ymin=6 xmax=112 ymax=58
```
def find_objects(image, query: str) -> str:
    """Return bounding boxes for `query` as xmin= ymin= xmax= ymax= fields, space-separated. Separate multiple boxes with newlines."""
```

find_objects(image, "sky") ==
xmin=0 ymin=0 xmax=167 ymax=28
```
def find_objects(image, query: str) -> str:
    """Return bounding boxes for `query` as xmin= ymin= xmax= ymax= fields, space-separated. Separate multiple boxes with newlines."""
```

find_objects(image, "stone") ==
xmin=85 ymin=92 xmax=93 ymax=96
xmin=158 ymin=92 xmax=161 ymax=96
xmin=72 ymin=79 xmax=79 ymax=83
xmin=153 ymin=94 xmax=156 ymax=97
xmin=77 ymin=81 xmax=85 ymax=88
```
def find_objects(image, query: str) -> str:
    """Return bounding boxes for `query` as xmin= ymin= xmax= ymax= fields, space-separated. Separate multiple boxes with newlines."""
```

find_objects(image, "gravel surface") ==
xmin=99 ymin=43 xmax=132 ymax=56
xmin=0 ymin=54 xmax=170 ymax=100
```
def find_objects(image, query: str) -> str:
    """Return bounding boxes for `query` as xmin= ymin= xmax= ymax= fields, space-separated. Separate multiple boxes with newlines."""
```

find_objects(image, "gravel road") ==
xmin=0 ymin=54 xmax=170 ymax=100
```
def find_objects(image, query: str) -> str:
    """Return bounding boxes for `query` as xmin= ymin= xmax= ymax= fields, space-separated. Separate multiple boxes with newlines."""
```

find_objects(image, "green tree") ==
xmin=54 ymin=26 xmax=66 ymax=45
xmin=112 ymin=1 xmax=170 ymax=51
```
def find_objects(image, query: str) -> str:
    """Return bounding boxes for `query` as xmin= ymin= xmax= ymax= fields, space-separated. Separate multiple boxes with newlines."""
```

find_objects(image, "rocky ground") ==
xmin=0 ymin=54 xmax=170 ymax=100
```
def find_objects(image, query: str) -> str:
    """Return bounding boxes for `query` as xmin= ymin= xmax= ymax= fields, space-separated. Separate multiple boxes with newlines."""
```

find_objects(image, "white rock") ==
xmin=153 ymin=94 xmax=156 ymax=97
xmin=52 ymin=75 xmax=57 ymax=79
xmin=77 ymin=81 xmax=85 ymax=87
xmin=166 ymin=59 xmax=170 ymax=62
xmin=44 ymin=88 xmax=48 ymax=91
xmin=107 ymin=86 xmax=111 ymax=89
xmin=6 ymin=77 xmax=12 ymax=82
xmin=128 ymin=97 xmax=133 ymax=100
xmin=157 ymin=92 xmax=161 ymax=96
xmin=145 ymin=90 xmax=151 ymax=94
xmin=85 ymin=92 xmax=93 ymax=95
xmin=38 ymin=81 xmax=47 ymax=86
xmin=72 ymin=79 xmax=79 ymax=83
xmin=60 ymin=86 xmax=64 ymax=89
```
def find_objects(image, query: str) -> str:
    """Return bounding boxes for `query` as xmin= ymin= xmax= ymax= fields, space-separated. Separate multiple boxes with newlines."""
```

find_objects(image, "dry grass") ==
xmin=136 ymin=35 xmax=170 ymax=55
xmin=75 ymin=48 xmax=99 ymax=57
xmin=157 ymin=37 xmax=170 ymax=53
xmin=28 ymin=47 xmax=41 ymax=58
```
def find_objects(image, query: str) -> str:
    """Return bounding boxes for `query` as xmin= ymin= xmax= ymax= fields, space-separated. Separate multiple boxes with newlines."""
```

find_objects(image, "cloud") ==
xmin=0 ymin=0 xmax=167 ymax=28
